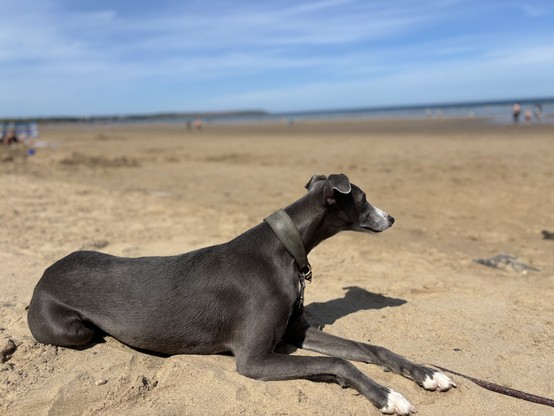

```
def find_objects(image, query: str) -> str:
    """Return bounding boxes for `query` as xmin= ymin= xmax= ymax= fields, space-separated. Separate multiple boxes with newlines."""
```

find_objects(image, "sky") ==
xmin=1 ymin=0 xmax=553 ymax=118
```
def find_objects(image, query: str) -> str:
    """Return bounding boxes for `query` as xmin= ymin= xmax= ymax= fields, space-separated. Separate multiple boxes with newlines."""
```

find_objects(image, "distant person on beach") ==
xmin=524 ymin=108 xmax=532 ymax=124
xmin=534 ymin=104 xmax=542 ymax=123
xmin=1 ymin=127 xmax=18 ymax=145
xmin=194 ymin=119 xmax=203 ymax=130
xmin=512 ymin=102 xmax=521 ymax=124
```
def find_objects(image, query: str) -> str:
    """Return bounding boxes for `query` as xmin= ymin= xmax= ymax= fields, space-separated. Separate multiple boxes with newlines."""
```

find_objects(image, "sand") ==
xmin=1 ymin=118 xmax=553 ymax=415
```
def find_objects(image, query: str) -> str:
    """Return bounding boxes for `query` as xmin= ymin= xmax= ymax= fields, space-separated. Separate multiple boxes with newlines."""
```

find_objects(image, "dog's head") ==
xmin=305 ymin=174 xmax=394 ymax=233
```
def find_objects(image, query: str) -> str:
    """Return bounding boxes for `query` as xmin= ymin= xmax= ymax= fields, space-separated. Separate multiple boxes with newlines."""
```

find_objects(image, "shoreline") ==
xmin=36 ymin=115 xmax=553 ymax=136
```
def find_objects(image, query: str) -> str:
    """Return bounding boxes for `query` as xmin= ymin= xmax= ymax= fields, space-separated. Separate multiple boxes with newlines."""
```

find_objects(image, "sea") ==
xmin=278 ymin=98 xmax=553 ymax=125
xmin=224 ymin=98 xmax=554 ymax=125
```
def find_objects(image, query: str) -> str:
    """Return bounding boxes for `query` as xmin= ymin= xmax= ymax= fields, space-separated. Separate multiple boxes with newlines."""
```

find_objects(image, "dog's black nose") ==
xmin=388 ymin=215 xmax=395 ymax=225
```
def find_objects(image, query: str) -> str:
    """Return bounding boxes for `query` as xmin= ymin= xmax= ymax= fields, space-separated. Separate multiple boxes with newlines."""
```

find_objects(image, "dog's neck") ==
xmin=284 ymin=194 xmax=341 ymax=254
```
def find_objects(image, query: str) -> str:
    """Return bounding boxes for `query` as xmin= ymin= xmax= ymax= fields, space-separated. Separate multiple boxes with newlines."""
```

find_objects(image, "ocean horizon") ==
xmin=2 ymin=97 xmax=553 ymax=125
xmin=254 ymin=97 xmax=554 ymax=126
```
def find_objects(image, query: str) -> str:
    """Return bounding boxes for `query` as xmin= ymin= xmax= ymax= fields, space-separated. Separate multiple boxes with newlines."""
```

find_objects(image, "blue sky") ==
xmin=1 ymin=0 xmax=553 ymax=117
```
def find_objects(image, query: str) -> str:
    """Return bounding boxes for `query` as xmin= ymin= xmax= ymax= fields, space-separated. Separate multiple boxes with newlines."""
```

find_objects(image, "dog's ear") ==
xmin=325 ymin=174 xmax=351 ymax=205
xmin=305 ymin=175 xmax=327 ymax=191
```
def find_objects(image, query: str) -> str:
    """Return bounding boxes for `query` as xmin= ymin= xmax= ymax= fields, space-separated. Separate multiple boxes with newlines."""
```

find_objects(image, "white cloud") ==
xmin=519 ymin=4 xmax=550 ymax=18
xmin=203 ymin=42 xmax=554 ymax=111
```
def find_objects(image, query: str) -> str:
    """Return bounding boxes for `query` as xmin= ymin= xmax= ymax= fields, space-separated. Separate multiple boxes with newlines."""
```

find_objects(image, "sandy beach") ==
xmin=1 ymin=118 xmax=553 ymax=415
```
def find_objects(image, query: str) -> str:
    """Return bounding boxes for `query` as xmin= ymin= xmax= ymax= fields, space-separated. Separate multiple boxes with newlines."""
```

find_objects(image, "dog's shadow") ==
xmin=304 ymin=286 xmax=407 ymax=328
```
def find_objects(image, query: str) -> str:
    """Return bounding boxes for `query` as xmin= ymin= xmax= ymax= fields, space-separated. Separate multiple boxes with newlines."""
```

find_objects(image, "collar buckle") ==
xmin=299 ymin=264 xmax=312 ymax=282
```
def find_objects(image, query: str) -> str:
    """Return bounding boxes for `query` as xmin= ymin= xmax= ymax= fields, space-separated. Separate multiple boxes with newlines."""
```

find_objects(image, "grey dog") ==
xmin=28 ymin=174 xmax=454 ymax=415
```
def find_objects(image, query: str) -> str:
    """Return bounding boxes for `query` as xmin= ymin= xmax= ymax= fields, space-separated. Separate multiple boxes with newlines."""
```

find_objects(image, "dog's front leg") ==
xmin=283 ymin=316 xmax=455 ymax=392
xmin=234 ymin=351 xmax=416 ymax=415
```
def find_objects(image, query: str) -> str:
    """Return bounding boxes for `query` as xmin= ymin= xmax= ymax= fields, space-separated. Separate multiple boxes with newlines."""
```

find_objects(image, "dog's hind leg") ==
xmin=283 ymin=316 xmax=455 ymax=392
xmin=28 ymin=299 xmax=96 ymax=347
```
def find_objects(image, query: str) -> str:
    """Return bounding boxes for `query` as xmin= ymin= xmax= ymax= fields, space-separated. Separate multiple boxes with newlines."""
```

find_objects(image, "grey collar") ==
xmin=264 ymin=209 xmax=312 ymax=284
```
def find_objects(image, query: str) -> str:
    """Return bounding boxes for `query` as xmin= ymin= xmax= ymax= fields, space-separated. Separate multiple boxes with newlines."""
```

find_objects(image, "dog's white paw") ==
xmin=380 ymin=390 xmax=416 ymax=415
xmin=423 ymin=371 xmax=456 ymax=391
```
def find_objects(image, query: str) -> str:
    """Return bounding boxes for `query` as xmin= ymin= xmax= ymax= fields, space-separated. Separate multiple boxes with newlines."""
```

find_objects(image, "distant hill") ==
xmin=1 ymin=110 xmax=268 ymax=124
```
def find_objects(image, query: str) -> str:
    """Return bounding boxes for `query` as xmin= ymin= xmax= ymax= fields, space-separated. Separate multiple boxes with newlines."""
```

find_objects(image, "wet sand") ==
xmin=1 ymin=118 xmax=553 ymax=415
